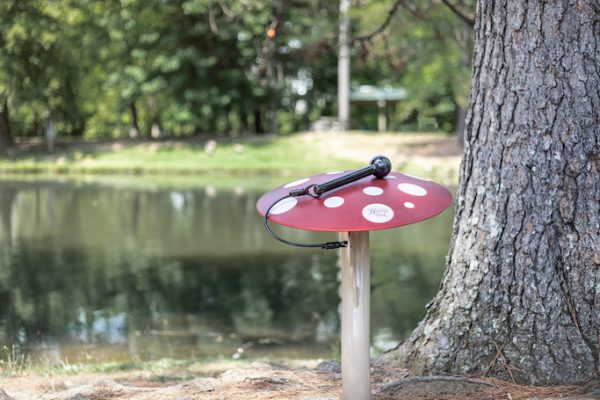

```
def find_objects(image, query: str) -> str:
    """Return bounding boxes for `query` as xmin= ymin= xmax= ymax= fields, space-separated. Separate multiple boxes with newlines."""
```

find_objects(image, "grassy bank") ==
xmin=0 ymin=133 xmax=358 ymax=175
xmin=0 ymin=131 xmax=462 ymax=184
xmin=0 ymin=353 xmax=315 ymax=379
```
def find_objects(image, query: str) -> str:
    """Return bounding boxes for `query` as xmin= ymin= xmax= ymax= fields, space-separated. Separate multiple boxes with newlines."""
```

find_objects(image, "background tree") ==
xmin=0 ymin=0 xmax=93 ymax=149
xmin=0 ymin=94 xmax=13 ymax=150
xmin=351 ymin=0 xmax=474 ymax=132
xmin=382 ymin=0 xmax=600 ymax=384
xmin=0 ymin=0 xmax=474 ymax=143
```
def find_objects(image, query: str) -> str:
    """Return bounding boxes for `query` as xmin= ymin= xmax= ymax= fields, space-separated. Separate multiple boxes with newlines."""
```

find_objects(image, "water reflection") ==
xmin=0 ymin=178 xmax=453 ymax=364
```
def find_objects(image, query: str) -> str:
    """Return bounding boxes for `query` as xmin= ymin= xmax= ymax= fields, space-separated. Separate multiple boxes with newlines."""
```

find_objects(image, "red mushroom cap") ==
xmin=256 ymin=171 xmax=452 ymax=232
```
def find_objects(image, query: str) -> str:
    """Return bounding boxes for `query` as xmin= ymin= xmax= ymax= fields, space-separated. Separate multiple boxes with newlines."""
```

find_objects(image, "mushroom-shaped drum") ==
xmin=256 ymin=171 xmax=451 ymax=231
xmin=256 ymin=160 xmax=452 ymax=400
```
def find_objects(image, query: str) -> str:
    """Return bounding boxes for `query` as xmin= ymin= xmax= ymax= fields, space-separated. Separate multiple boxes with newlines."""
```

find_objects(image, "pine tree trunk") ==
xmin=383 ymin=0 xmax=600 ymax=385
xmin=0 ymin=97 xmax=14 ymax=150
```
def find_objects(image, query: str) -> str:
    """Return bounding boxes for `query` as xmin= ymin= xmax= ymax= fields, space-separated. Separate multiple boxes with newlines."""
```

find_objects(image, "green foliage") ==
xmin=351 ymin=0 xmax=474 ymax=132
xmin=0 ymin=0 xmax=472 ymax=141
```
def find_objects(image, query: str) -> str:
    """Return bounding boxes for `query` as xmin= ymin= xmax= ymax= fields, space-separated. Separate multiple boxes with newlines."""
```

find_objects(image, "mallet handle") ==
xmin=313 ymin=155 xmax=391 ymax=196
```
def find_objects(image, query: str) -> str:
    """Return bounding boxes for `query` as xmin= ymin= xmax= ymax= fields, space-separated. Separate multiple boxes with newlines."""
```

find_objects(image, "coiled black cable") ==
xmin=263 ymin=190 xmax=348 ymax=250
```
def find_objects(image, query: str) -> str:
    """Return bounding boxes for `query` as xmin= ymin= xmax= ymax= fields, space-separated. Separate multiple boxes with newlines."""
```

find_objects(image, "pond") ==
xmin=0 ymin=176 xmax=454 ymax=365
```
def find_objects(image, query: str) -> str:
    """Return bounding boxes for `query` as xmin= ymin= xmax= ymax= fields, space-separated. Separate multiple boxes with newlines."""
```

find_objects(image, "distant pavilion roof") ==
xmin=350 ymin=85 xmax=407 ymax=103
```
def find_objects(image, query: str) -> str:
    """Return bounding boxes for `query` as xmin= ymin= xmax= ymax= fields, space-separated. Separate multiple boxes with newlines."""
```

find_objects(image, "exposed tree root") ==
xmin=375 ymin=374 xmax=600 ymax=400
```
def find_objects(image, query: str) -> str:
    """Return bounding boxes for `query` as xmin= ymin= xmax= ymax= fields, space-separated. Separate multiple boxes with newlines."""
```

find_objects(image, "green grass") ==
xmin=0 ymin=352 xmax=320 ymax=379
xmin=0 ymin=135 xmax=362 ymax=176
xmin=1 ymin=354 xmax=226 ymax=378
xmin=0 ymin=132 xmax=462 ymax=185
xmin=0 ymin=342 xmax=226 ymax=376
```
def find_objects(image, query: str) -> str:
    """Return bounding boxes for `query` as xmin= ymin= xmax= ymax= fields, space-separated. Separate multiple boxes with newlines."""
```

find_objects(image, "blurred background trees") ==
xmin=0 ymin=0 xmax=474 ymax=144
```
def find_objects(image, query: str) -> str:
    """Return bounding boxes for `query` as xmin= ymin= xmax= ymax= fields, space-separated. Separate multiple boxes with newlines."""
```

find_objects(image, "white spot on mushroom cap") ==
xmin=270 ymin=197 xmax=298 ymax=215
xmin=323 ymin=196 xmax=344 ymax=208
xmin=404 ymin=202 xmax=415 ymax=209
xmin=384 ymin=175 xmax=397 ymax=179
xmin=284 ymin=178 xmax=310 ymax=188
xmin=362 ymin=203 xmax=394 ymax=223
xmin=326 ymin=170 xmax=345 ymax=175
xmin=363 ymin=186 xmax=384 ymax=196
xmin=398 ymin=183 xmax=427 ymax=196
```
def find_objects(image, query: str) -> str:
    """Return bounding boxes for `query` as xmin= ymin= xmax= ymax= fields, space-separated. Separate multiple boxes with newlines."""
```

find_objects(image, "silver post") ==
xmin=340 ymin=231 xmax=371 ymax=399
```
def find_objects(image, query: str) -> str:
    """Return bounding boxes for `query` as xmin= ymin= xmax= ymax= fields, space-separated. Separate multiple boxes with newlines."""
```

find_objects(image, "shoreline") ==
xmin=0 ymin=131 xmax=462 ymax=185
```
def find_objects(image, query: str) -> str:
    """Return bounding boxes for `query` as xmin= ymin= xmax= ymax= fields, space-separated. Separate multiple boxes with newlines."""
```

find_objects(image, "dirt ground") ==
xmin=1 ymin=359 xmax=598 ymax=400
xmin=307 ymin=131 xmax=462 ymax=173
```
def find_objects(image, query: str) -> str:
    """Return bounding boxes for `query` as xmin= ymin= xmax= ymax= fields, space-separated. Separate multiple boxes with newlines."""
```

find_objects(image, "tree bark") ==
xmin=254 ymin=107 xmax=263 ymax=134
xmin=455 ymin=23 xmax=472 ymax=145
xmin=147 ymin=96 xmax=161 ymax=138
xmin=240 ymin=104 xmax=249 ymax=135
xmin=455 ymin=104 xmax=467 ymax=144
xmin=129 ymin=102 xmax=140 ymax=139
xmin=45 ymin=104 xmax=55 ymax=152
xmin=0 ymin=97 xmax=14 ymax=150
xmin=383 ymin=0 xmax=600 ymax=385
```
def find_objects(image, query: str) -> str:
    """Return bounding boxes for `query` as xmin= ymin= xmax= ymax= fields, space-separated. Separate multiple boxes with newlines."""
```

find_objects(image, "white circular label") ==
xmin=323 ymin=196 xmax=344 ymax=208
xmin=363 ymin=186 xmax=384 ymax=196
xmin=398 ymin=183 xmax=427 ymax=196
xmin=404 ymin=202 xmax=415 ymax=209
xmin=270 ymin=197 xmax=298 ymax=215
xmin=283 ymin=178 xmax=310 ymax=188
xmin=362 ymin=203 xmax=394 ymax=223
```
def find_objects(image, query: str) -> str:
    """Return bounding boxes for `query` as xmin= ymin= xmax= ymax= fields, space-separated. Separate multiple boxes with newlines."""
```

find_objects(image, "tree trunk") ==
xmin=383 ymin=0 xmax=600 ymax=385
xmin=0 ymin=97 xmax=14 ymax=150
xmin=45 ymin=104 xmax=55 ymax=152
xmin=269 ymin=95 xmax=277 ymax=134
xmin=455 ymin=23 xmax=472 ymax=144
xmin=240 ymin=104 xmax=249 ymax=135
xmin=150 ymin=119 xmax=161 ymax=139
xmin=224 ymin=104 xmax=232 ymax=135
xmin=129 ymin=102 xmax=140 ymax=139
xmin=27 ymin=113 xmax=41 ymax=137
xmin=455 ymin=104 xmax=467 ymax=145
xmin=147 ymin=96 xmax=161 ymax=138
xmin=254 ymin=107 xmax=263 ymax=134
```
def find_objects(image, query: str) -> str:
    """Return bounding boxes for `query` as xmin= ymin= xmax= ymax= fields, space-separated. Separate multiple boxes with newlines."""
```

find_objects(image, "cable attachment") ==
xmin=288 ymin=184 xmax=319 ymax=198
xmin=321 ymin=241 xmax=348 ymax=250
xmin=264 ymin=194 xmax=346 ymax=250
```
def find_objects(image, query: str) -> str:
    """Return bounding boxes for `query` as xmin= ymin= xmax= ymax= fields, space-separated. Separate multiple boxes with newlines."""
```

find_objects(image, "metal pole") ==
xmin=340 ymin=231 xmax=371 ymax=399
xmin=338 ymin=0 xmax=350 ymax=131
